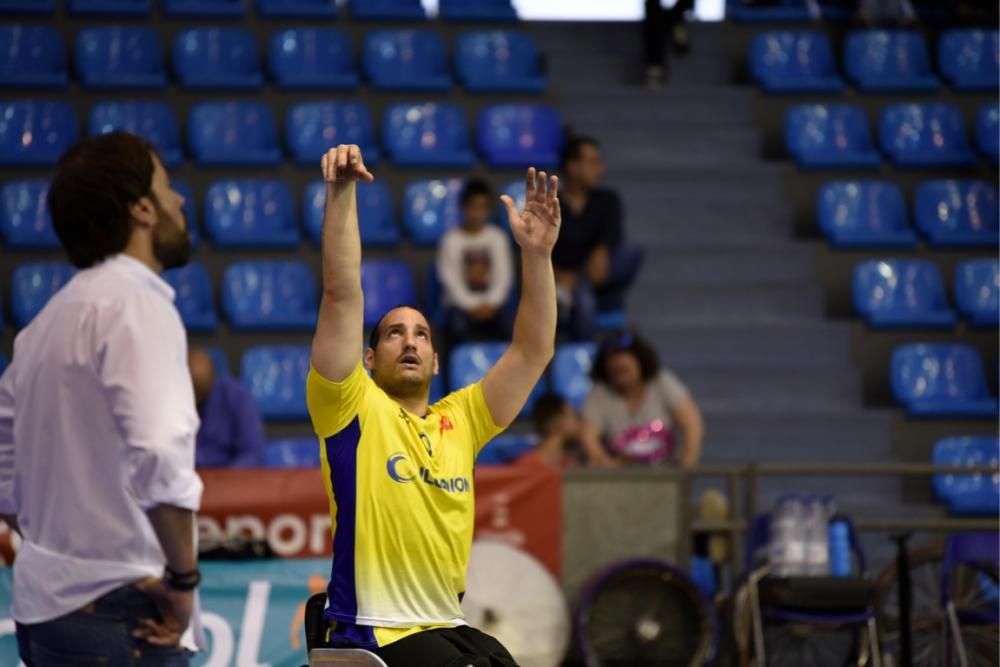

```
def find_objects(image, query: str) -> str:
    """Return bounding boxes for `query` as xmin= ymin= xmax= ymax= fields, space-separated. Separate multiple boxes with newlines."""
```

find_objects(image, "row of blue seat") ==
xmin=752 ymin=29 xmax=999 ymax=93
xmin=1 ymin=26 xmax=543 ymax=92
xmin=729 ymin=0 xmax=951 ymax=24
xmin=932 ymin=436 xmax=999 ymax=516
xmin=1 ymin=177 xmax=530 ymax=250
xmin=0 ymin=99 xmax=562 ymax=168
xmin=0 ymin=0 xmax=515 ymax=20
xmin=818 ymin=179 xmax=997 ymax=248
xmin=786 ymin=102 xmax=997 ymax=169
xmin=853 ymin=258 xmax=997 ymax=329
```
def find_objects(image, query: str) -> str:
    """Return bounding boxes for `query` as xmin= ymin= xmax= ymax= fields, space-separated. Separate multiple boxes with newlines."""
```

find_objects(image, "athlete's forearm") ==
xmin=321 ymin=182 xmax=362 ymax=300
xmin=510 ymin=250 xmax=557 ymax=367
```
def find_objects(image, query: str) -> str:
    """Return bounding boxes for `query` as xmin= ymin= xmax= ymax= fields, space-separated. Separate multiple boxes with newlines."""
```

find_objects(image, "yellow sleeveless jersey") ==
xmin=306 ymin=362 xmax=503 ymax=648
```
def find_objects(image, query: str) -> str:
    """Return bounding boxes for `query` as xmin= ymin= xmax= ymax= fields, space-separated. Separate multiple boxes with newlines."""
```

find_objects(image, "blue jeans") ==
xmin=16 ymin=584 xmax=191 ymax=667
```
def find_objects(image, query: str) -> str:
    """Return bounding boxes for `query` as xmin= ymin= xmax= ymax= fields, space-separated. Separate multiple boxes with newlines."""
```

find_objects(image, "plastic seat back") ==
xmin=0 ymin=25 xmax=68 ymax=88
xmin=1 ymin=179 xmax=57 ymax=248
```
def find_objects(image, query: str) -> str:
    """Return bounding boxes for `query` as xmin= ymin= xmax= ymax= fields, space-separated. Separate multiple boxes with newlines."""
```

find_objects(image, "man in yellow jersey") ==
xmin=306 ymin=144 xmax=559 ymax=666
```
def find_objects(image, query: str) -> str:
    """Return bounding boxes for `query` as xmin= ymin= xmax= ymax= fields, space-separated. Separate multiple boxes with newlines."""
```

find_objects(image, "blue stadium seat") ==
xmin=891 ymin=344 xmax=997 ymax=418
xmin=476 ymin=434 xmax=537 ymax=465
xmin=440 ymin=0 xmax=516 ymax=21
xmin=914 ymin=180 xmax=998 ymax=247
xmin=817 ymin=181 xmax=916 ymax=248
xmin=0 ymin=25 xmax=68 ymax=88
xmin=852 ymin=259 xmax=956 ymax=329
xmin=256 ymin=0 xmax=337 ymax=17
xmin=88 ymin=101 xmax=182 ymax=167
xmin=360 ymin=260 xmax=418 ymax=329
xmin=938 ymin=29 xmax=999 ymax=91
xmin=363 ymin=30 xmax=451 ymax=91
xmin=74 ymin=27 xmax=165 ymax=89
xmin=286 ymin=101 xmax=378 ymax=166
xmin=264 ymin=437 xmax=320 ymax=467
xmin=449 ymin=342 xmax=547 ymax=414
xmin=784 ymin=104 xmax=880 ymax=169
xmin=0 ymin=354 xmax=6 ymax=375
xmin=455 ymin=31 xmax=546 ymax=93
xmin=933 ymin=436 xmax=1000 ymax=516
xmin=0 ymin=0 xmax=53 ymax=14
xmin=749 ymin=31 xmax=843 ymax=94
xmin=69 ymin=0 xmax=150 ymax=15
xmin=0 ymin=100 xmax=77 ymax=166
xmin=173 ymin=28 xmax=261 ymax=89
xmin=383 ymin=103 xmax=475 ymax=168
xmin=268 ymin=29 xmax=357 ymax=90
xmin=11 ymin=261 xmax=74 ymax=328
xmin=205 ymin=180 xmax=299 ymax=248
xmin=727 ymin=0 xmax=812 ymax=23
xmin=304 ymin=180 xmax=399 ymax=247
xmin=188 ymin=102 xmax=280 ymax=166
xmin=955 ymin=259 xmax=999 ymax=328
xmin=878 ymin=103 xmax=976 ymax=168
xmin=241 ymin=345 xmax=310 ymax=420
xmin=1 ymin=180 xmax=57 ymax=249
xmin=844 ymin=30 xmax=938 ymax=92
xmin=162 ymin=261 xmax=217 ymax=332
xmin=552 ymin=343 xmax=597 ymax=411
xmin=478 ymin=104 xmax=562 ymax=168
xmin=424 ymin=265 xmax=445 ymax=326
xmin=164 ymin=0 xmax=244 ymax=15
xmin=348 ymin=0 xmax=425 ymax=21
xmin=222 ymin=261 xmax=318 ymax=330
xmin=205 ymin=346 xmax=229 ymax=375
xmin=403 ymin=178 xmax=462 ymax=246
xmin=976 ymin=103 xmax=998 ymax=166
xmin=172 ymin=180 xmax=199 ymax=246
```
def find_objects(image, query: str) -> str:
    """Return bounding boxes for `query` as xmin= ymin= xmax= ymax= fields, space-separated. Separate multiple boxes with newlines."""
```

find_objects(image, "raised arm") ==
xmin=482 ymin=168 xmax=560 ymax=428
xmin=311 ymin=145 xmax=374 ymax=382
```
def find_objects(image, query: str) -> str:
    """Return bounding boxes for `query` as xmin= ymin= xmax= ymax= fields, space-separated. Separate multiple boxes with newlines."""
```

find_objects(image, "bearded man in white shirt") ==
xmin=0 ymin=131 xmax=203 ymax=666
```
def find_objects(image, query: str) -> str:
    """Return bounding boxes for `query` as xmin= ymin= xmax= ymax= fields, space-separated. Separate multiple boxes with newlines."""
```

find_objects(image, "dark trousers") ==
xmin=644 ymin=0 xmax=696 ymax=67
xmin=373 ymin=626 xmax=519 ymax=667
xmin=16 ymin=584 xmax=191 ymax=667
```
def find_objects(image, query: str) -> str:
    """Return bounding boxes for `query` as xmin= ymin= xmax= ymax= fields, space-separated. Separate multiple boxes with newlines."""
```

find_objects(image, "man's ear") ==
xmin=128 ymin=196 xmax=157 ymax=230
xmin=432 ymin=352 xmax=440 ymax=376
xmin=363 ymin=348 xmax=375 ymax=372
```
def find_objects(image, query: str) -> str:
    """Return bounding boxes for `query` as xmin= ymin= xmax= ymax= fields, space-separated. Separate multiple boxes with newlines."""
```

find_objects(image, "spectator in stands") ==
xmin=188 ymin=347 xmax=265 ymax=468
xmin=580 ymin=331 xmax=703 ymax=468
xmin=643 ymin=0 xmax=694 ymax=87
xmin=518 ymin=395 xmax=584 ymax=468
xmin=556 ymin=137 xmax=644 ymax=340
xmin=437 ymin=179 xmax=515 ymax=343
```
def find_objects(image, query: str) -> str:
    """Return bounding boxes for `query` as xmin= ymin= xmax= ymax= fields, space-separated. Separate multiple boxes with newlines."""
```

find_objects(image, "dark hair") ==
xmin=368 ymin=304 xmax=435 ymax=350
xmin=532 ymin=394 xmax=568 ymax=436
xmin=559 ymin=135 xmax=599 ymax=171
xmin=48 ymin=132 xmax=158 ymax=269
xmin=460 ymin=179 xmax=492 ymax=207
xmin=591 ymin=330 xmax=660 ymax=385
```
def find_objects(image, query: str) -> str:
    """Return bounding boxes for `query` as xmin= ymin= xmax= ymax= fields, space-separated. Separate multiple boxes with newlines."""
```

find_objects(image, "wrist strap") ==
xmin=164 ymin=567 xmax=201 ymax=592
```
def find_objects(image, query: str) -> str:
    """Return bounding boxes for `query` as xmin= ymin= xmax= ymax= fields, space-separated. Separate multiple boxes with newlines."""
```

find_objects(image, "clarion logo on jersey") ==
xmin=386 ymin=452 xmax=469 ymax=494
xmin=419 ymin=467 xmax=470 ymax=494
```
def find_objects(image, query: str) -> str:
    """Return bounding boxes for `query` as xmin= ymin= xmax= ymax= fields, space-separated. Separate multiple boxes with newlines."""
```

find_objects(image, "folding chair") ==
xmin=942 ymin=532 xmax=1000 ymax=667
xmin=303 ymin=592 xmax=388 ymax=667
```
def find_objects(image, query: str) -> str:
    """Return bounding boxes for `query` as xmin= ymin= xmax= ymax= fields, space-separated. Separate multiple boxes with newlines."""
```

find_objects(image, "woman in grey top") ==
xmin=580 ymin=332 xmax=704 ymax=467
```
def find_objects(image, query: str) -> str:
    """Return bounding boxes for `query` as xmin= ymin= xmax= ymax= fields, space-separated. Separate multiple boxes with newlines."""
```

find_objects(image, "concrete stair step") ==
xmin=632 ymin=285 xmax=825 ymax=320
xmin=633 ymin=243 xmax=818 ymax=286
xmin=674 ymin=366 xmax=862 ymax=408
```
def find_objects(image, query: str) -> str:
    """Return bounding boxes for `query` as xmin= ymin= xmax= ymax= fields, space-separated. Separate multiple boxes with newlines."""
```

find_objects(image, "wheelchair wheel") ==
xmin=576 ymin=558 xmax=718 ymax=667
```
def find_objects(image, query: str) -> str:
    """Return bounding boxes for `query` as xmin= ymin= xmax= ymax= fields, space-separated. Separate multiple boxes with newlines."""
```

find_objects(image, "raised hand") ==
xmin=500 ymin=167 xmax=561 ymax=257
xmin=321 ymin=144 xmax=374 ymax=186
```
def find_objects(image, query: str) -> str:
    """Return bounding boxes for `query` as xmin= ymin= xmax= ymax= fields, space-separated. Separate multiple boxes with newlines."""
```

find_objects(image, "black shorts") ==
xmin=373 ymin=626 xmax=519 ymax=667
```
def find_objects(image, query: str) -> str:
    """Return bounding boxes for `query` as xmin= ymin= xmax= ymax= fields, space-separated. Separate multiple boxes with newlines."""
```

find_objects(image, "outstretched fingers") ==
xmin=547 ymin=175 xmax=560 ymax=222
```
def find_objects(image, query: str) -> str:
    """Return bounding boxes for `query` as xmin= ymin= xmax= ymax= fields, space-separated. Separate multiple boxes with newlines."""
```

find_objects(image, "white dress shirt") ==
xmin=0 ymin=254 xmax=203 ymax=624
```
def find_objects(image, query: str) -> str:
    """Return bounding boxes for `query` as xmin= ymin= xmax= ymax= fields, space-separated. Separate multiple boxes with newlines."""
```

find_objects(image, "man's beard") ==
xmin=151 ymin=200 xmax=191 ymax=270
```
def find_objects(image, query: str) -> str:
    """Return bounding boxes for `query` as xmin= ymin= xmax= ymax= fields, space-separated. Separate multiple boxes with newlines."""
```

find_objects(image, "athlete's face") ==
xmin=366 ymin=307 xmax=439 ymax=399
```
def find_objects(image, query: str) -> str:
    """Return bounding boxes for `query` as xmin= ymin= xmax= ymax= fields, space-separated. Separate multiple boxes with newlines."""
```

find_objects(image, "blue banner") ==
xmin=0 ymin=559 xmax=331 ymax=667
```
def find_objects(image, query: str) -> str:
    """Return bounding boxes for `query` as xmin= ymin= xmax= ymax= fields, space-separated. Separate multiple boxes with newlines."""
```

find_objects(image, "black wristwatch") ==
xmin=164 ymin=566 xmax=201 ymax=592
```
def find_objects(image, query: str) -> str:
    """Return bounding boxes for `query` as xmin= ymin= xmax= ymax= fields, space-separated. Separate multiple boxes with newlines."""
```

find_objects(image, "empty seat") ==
xmin=844 ymin=30 xmax=938 ymax=92
xmin=11 ymin=261 xmax=74 ymax=327
xmin=88 ymin=101 xmax=183 ymax=167
xmin=348 ymin=0 xmax=425 ymax=21
xmin=205 ymin=180 xmax=299 ymax=248
xmin=0 ymin=0 xmax=53 ymax=14
xmin=879 ymin=103 xmax=976 ymax=168
xmin=455 ymin=31 xmax=546 ymax=93
xmin=440 ymin=0 xmax=516 ymax=21
xmin=933 ymin=436 xmax=1000 ymax=516
xmin=360 ymin=260 xmax=418 ymax=329
xmin=222 ymin=261 xmax=318 ymax=330
xmin=69 ymin=0 xmax=150 ymax=15
xmin=478 ymin=104 xmax=562 ymax=168
xmin=256 ymin=0 xmax=337 ymax=17
xmin=477 ymin=434 xmax=536 ymax=465
xmin=817 ymin=181 xmax=916 ymax=248
xmin=286 ymin=101 xmax=378 ymax=166
xmin=891 ymin=344 xmax=997 ymax=418
xmin=304 ymin=180 xmax=399 ymax=247
xmin=241 ymin=345 xmax=310 ymax=420
xmin=402 ymin=178 xmax=462 ymax=246
xmin=163 ymin=0 xmax=244 ymax=15
xmin=188 ymin=102 xmax=280 ymax=166
xmin=784 ymin=104 xmax=880 ymax=169
xmin=449 ymin=342 xmax=547 ymax=413
xmin=1 ymin=179 xmax=57 ymax=249
xmin=914 ymin=180 xmax=998 ymax=247
xmin=552 ymin=343 xmax=597 ymax=411
xmin=955 ymin=259 xmax=999 ymax=328
xmin=976 ymin=103 xmax=998 ymax=165
xmin=74 ymin=27 xmax=165 ymax=89
xmin=0 ymin=25 xmax=68 ymax=88
xmin=363 ymin=30 xmax=451 ymax=91
xmin=268 ymin=28 xmax=357 ymax=90
xmin=749 ymin=31 xmax=843 ymax=93
xmin=264 ymin=437 xmax=320 ymax=467
xmin=161 ymin=261 xmax=217 ymax=332
xmin=0 ymin=100 xmax=77 ymax=166
xmin=852 ymin=259 xmax=955 ymax=328
xmin=383 ymin=103 xmax=475 ymax=168
xmin=173 ymin=28 xmax=261 ymax=89
xmin=172 ymin=180 xmax=199 ymax=245
xmin=938 ymin=29 xmax=999 ymax=91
